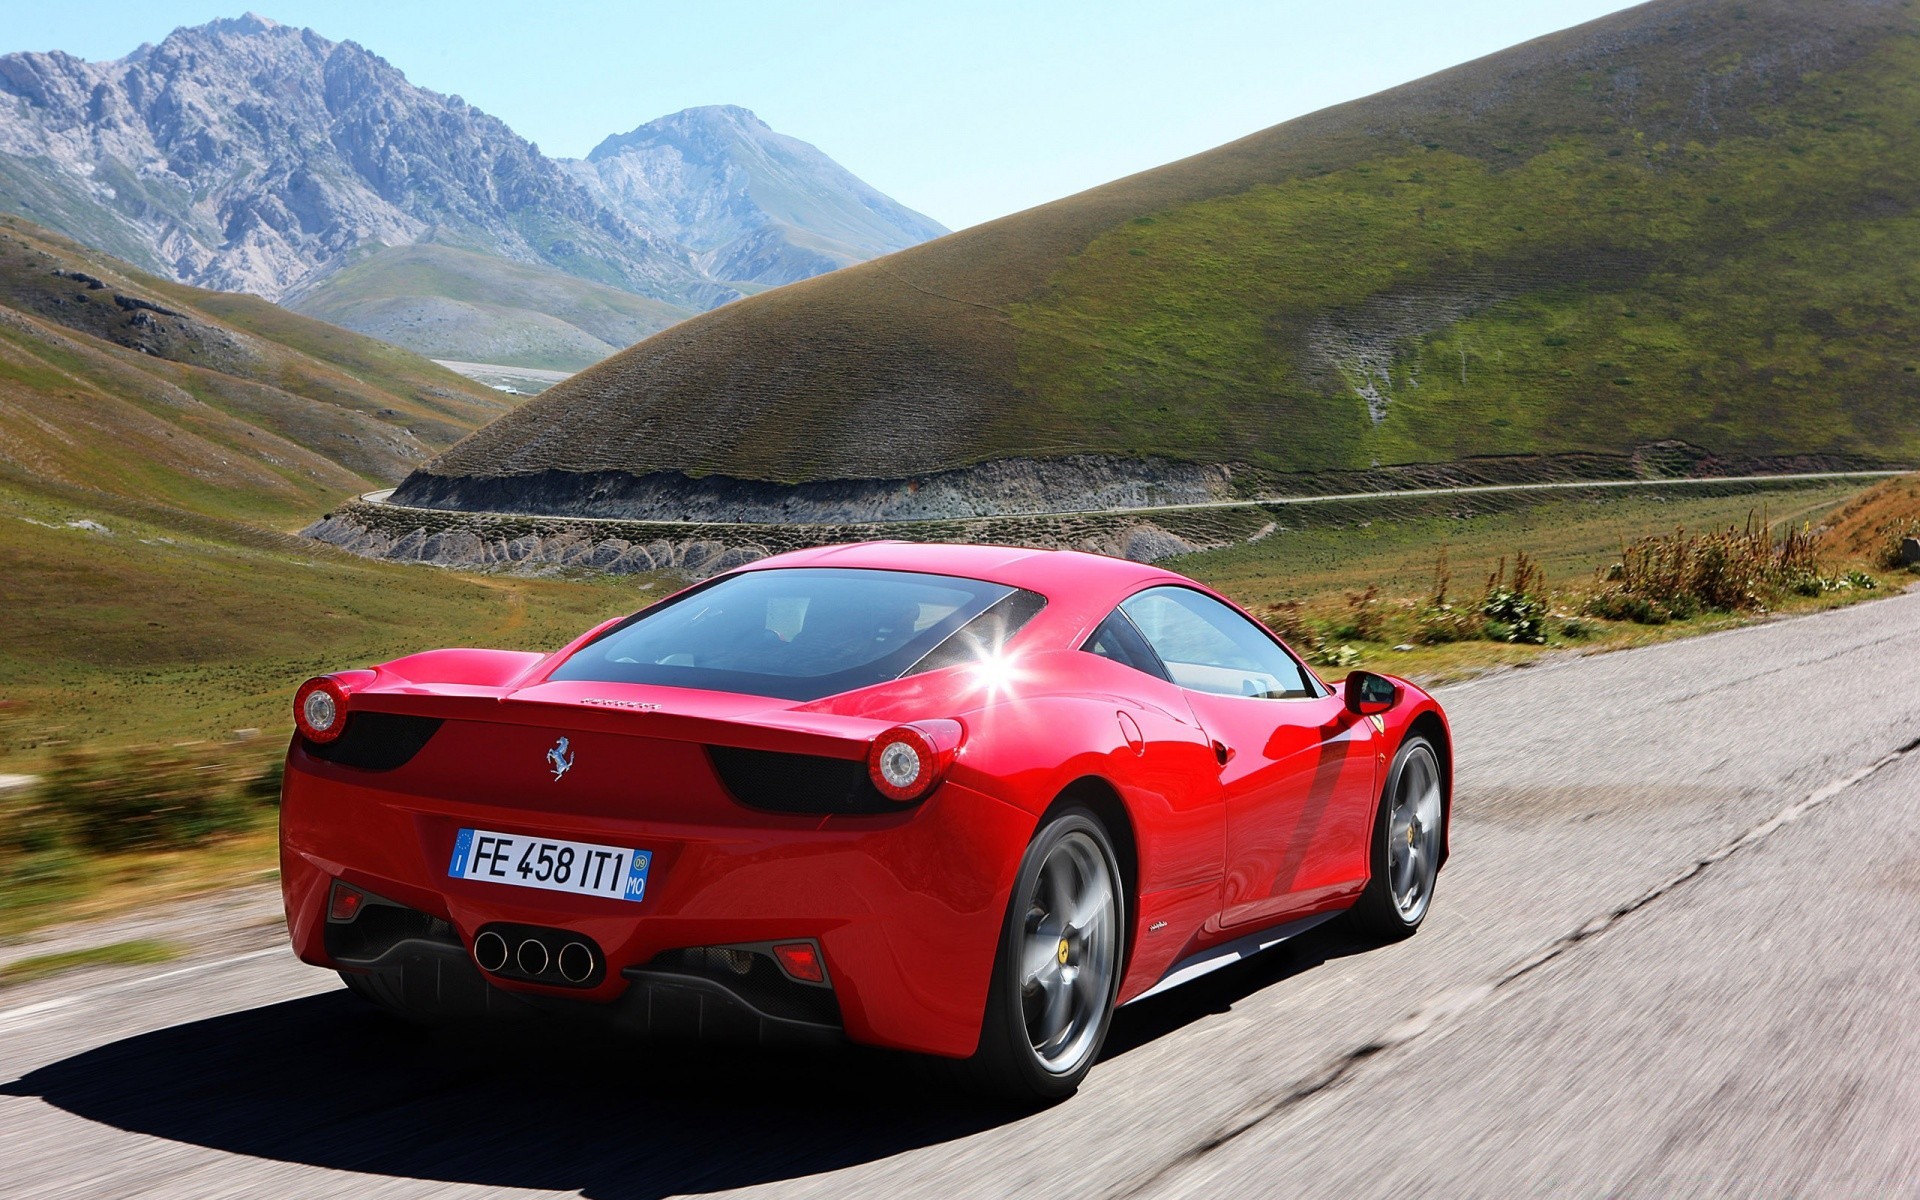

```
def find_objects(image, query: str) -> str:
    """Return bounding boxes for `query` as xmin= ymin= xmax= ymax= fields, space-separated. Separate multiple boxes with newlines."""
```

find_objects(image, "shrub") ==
xmin=1336 ymin=585 xmax=1385 ymax=642
xmin=1481 ymin=553 xmax=1549 ymax=644
xmin=1585 ymin=592 xmax=1673 ymax=625
xmin=1315 ymin=643 xmax=1363 ymax=669
xmin=1877 ymin=520 xmax=1920 ymax=570
xmin=24 ymin=743 xmax=279 ymax=855
xmin=1587 ymin=517 xmax=1844 ymax=624
xmin=1260 ymin=599 xmax=1318 ymax=646
xmin=1415 ymin=605 xmax=1480 ymax=644
xmin=1415 ymin=547 xmax=1478 ymax=644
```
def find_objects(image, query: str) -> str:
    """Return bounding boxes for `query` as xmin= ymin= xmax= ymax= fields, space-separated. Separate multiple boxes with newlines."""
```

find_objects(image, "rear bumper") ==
xmin=334 ymin=927 xmax=845 ymax=1045
xmin=280 ymin=744 xmax=1036 ymax=1057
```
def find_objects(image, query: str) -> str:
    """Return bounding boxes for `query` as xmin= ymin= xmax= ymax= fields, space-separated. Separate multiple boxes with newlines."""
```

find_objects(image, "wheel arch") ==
xmin=1404 ymin=709 xmax=1453 ymax=865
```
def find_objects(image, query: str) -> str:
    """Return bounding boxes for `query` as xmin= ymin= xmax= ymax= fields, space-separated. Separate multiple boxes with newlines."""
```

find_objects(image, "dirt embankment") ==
xmin=1817 ymin=471 xmax=1920 ymax=562
xmin=389 ymin=455 xmax=1240 ymax=524
xmin=306 ymin=467 xmax=1873 ymax=581
xmin=387 ymin=445 xmax=1890 ymax=526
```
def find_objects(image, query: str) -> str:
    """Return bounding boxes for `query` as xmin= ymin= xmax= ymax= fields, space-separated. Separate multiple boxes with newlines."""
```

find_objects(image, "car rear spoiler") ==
xmin=341 ymin=673 xmax=886 ymax=762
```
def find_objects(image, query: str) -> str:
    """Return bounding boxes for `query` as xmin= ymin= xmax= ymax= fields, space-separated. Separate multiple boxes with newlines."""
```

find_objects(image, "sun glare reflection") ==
xmin=967 ymin=649 xmax=1026 ymax=699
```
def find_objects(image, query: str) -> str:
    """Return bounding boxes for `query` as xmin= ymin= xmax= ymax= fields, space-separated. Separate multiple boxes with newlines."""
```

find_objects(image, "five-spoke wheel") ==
xmin=1347 ymin=735 xmax=1445 ymax=938
xmin=961 ymin=807 xmax=1124 ymax=1103
xmin=1018 ymin=829 xmax=1119 ymax=1074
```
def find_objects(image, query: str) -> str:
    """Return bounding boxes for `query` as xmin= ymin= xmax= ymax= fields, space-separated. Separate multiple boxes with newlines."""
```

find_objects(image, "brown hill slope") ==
xmin=0 ymin=215 xmax=508 ymax=523
xmin=0 ymin=216 xmax=643 ymax=764
xmin=398 ymin=0 xmax=1920 ymax=520
xmin=1817 ymin=471 xmax=1920 ymax=564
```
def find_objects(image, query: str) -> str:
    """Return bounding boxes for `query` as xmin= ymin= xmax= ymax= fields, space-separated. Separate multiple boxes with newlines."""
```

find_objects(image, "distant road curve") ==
xmin=354 ymin=469 xmax=1901 ymax=528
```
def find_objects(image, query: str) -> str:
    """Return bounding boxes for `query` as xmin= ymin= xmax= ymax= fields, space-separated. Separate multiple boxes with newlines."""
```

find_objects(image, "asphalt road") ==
xmin=5 ymin=588 xmax=1919 ymax=1198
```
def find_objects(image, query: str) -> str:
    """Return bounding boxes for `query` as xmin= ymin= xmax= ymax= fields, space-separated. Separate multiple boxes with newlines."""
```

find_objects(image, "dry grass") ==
xmin=0 ymin=940 xmax=182 ymax=988
xmin=0 ymin=213 xmax=511 ymax=522
xmin=1587 ymin=520 xmax=1837 ymax=623
xmin=1190 ymin=478 xmax=1887 ymax=682
xmin=1817 ymin=471 xmax=1920 ymax=568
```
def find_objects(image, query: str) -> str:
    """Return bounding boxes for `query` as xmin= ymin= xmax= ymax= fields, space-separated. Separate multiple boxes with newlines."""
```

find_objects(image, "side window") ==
xmin=1081 ymin=611 xmax=1172 ymax=682
xmin=908 ymin=589 xmax=1049 ymax=675
xmin=1118 ymin=587 xmax=1317 ymax=700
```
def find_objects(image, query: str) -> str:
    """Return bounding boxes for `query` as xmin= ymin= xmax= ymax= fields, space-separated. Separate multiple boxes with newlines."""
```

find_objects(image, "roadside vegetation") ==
xmin=0 ymin=939 xmax=182 ymax=988
xmin=1182 ymin=479 xmax=1899 ymax=683
xmin=0 ymin=740 xmax=285 ymax=939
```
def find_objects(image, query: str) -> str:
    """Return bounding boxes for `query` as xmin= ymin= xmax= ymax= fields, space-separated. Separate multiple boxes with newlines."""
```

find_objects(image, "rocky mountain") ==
xmin=0 ymin=15 xmax=944 ymax=369
xmin=567 ymin=105 xmax=946 ymax=289
xmin=0 ymin=15 xmax=710 ymax=305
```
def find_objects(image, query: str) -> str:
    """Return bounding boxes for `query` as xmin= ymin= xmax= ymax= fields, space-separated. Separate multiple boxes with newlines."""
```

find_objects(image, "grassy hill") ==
xmin=287 ymin=244 xmax=694 ymax=373
xmin=0 ymin=215 xmax=640 ymax=757
xmin=413 ymin=0 xmax=1920 ymax=495
xmin=0 ymin=214 xmax=520 ymax=521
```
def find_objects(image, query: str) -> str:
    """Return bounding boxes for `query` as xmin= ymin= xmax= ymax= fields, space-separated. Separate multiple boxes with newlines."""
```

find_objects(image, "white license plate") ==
xmin=448 ymin=828 xmax=651 ymax=903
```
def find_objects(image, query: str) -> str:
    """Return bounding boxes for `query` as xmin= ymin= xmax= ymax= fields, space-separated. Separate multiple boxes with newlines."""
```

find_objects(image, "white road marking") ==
xmin=0 ymin=947 xmax=287 ymax=1034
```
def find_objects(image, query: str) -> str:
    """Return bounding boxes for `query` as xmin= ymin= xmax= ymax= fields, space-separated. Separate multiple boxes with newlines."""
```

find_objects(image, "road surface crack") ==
xmin=1114 ymin=737 xmax=1920 ymax=1199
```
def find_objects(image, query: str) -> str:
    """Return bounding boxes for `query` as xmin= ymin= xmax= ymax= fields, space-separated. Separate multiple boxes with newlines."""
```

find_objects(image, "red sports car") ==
xmin=281 ymin=542 xmax=1450 ymax=1101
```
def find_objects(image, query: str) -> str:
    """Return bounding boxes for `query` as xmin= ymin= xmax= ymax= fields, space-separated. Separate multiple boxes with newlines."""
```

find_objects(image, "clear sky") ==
xmin=0 ymin=0 xmax=1646 ymax=230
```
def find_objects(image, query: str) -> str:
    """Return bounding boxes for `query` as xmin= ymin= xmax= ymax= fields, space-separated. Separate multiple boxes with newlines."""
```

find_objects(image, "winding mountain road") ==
xmin=5 ymin=588 xmax=1919 ymax=1198
xmin=355 ymin=469 xmax=1903 ymax=527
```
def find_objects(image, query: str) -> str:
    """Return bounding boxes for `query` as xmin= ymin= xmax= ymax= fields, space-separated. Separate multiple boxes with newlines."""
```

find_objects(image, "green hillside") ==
xmin=0 ymin=214 xmax=637 ymax=757
xmin=413 ymin=0 xmax=1920 ymax=493
xmin=288 ymin=243 xmax=694 ymax=372
xmin=0 ymin=214 xmax=519 ymax=522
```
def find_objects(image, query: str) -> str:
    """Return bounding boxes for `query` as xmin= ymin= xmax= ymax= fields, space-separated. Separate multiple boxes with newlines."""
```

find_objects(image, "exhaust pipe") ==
xmin=557 ymin=941 xmax=596 ymax=984
xmin=473 ymin=930 xmax=509 ymax=973
xmin=516 ymin=938 xmax=551 ymax=976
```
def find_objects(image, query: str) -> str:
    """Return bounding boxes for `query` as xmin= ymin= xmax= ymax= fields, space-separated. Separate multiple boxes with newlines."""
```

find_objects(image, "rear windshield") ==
xmin=550 ymin=567 xmax=1041 ymax=701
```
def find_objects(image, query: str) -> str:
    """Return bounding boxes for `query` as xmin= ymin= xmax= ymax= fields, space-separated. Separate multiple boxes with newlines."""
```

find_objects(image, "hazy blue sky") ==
xmin=0 ymin=1 xmax=1645 ymax=230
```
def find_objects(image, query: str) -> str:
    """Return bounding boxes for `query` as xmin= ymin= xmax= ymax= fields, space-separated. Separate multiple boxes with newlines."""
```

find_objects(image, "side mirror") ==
xmin=1344 ymin=671 xmax=1398 ymax=716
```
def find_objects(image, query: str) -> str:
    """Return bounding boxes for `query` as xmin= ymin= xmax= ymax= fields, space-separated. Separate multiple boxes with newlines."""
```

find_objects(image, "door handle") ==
xmin=1211 ymin=740 xmax=1235 ymax=766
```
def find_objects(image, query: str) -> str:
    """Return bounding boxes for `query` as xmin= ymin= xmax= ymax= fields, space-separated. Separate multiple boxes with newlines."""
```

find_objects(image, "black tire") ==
xmin=951 ymin=807 xmax=1126 ymax=1104
xmin=1344 ymin=735 xmax=1445 ymax=941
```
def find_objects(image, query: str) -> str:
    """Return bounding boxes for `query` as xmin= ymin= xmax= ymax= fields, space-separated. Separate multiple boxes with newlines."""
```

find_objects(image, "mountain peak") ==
xmin=587 ymin=105 xmax=767 ymax=162
xmin=169 ymin=12 xmax=299 ymax=46
xmin=221 ymin=12 xmax=282 ymax=33
xmin=680 ymin=104 xmax=764 ymax=125
xmin=575 ymin=105 xmax=946 ymax=284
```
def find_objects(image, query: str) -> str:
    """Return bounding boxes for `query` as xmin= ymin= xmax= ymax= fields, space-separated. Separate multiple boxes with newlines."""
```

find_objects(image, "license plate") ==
xmin=448 ymin=828 xmax=651 ymax=903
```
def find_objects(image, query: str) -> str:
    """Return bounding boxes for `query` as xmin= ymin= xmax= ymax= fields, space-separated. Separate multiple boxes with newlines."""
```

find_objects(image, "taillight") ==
xmin=866 ymin=719 xmax=963 ymax=803
xmin=294 ymin=676 xmax=350 ymax=743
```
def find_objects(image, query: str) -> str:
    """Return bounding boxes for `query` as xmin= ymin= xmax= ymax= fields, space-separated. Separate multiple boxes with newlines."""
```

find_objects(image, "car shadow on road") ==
xmin=3 ymin=923 xmax=1378 ymax=1197
xmin=1103 ymin=920 xmax=1384 ymax=1058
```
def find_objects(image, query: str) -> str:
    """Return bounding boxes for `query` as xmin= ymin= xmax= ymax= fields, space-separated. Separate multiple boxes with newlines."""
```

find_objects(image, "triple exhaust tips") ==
xmin=472 ymin=926 xmax=600 ymax=986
